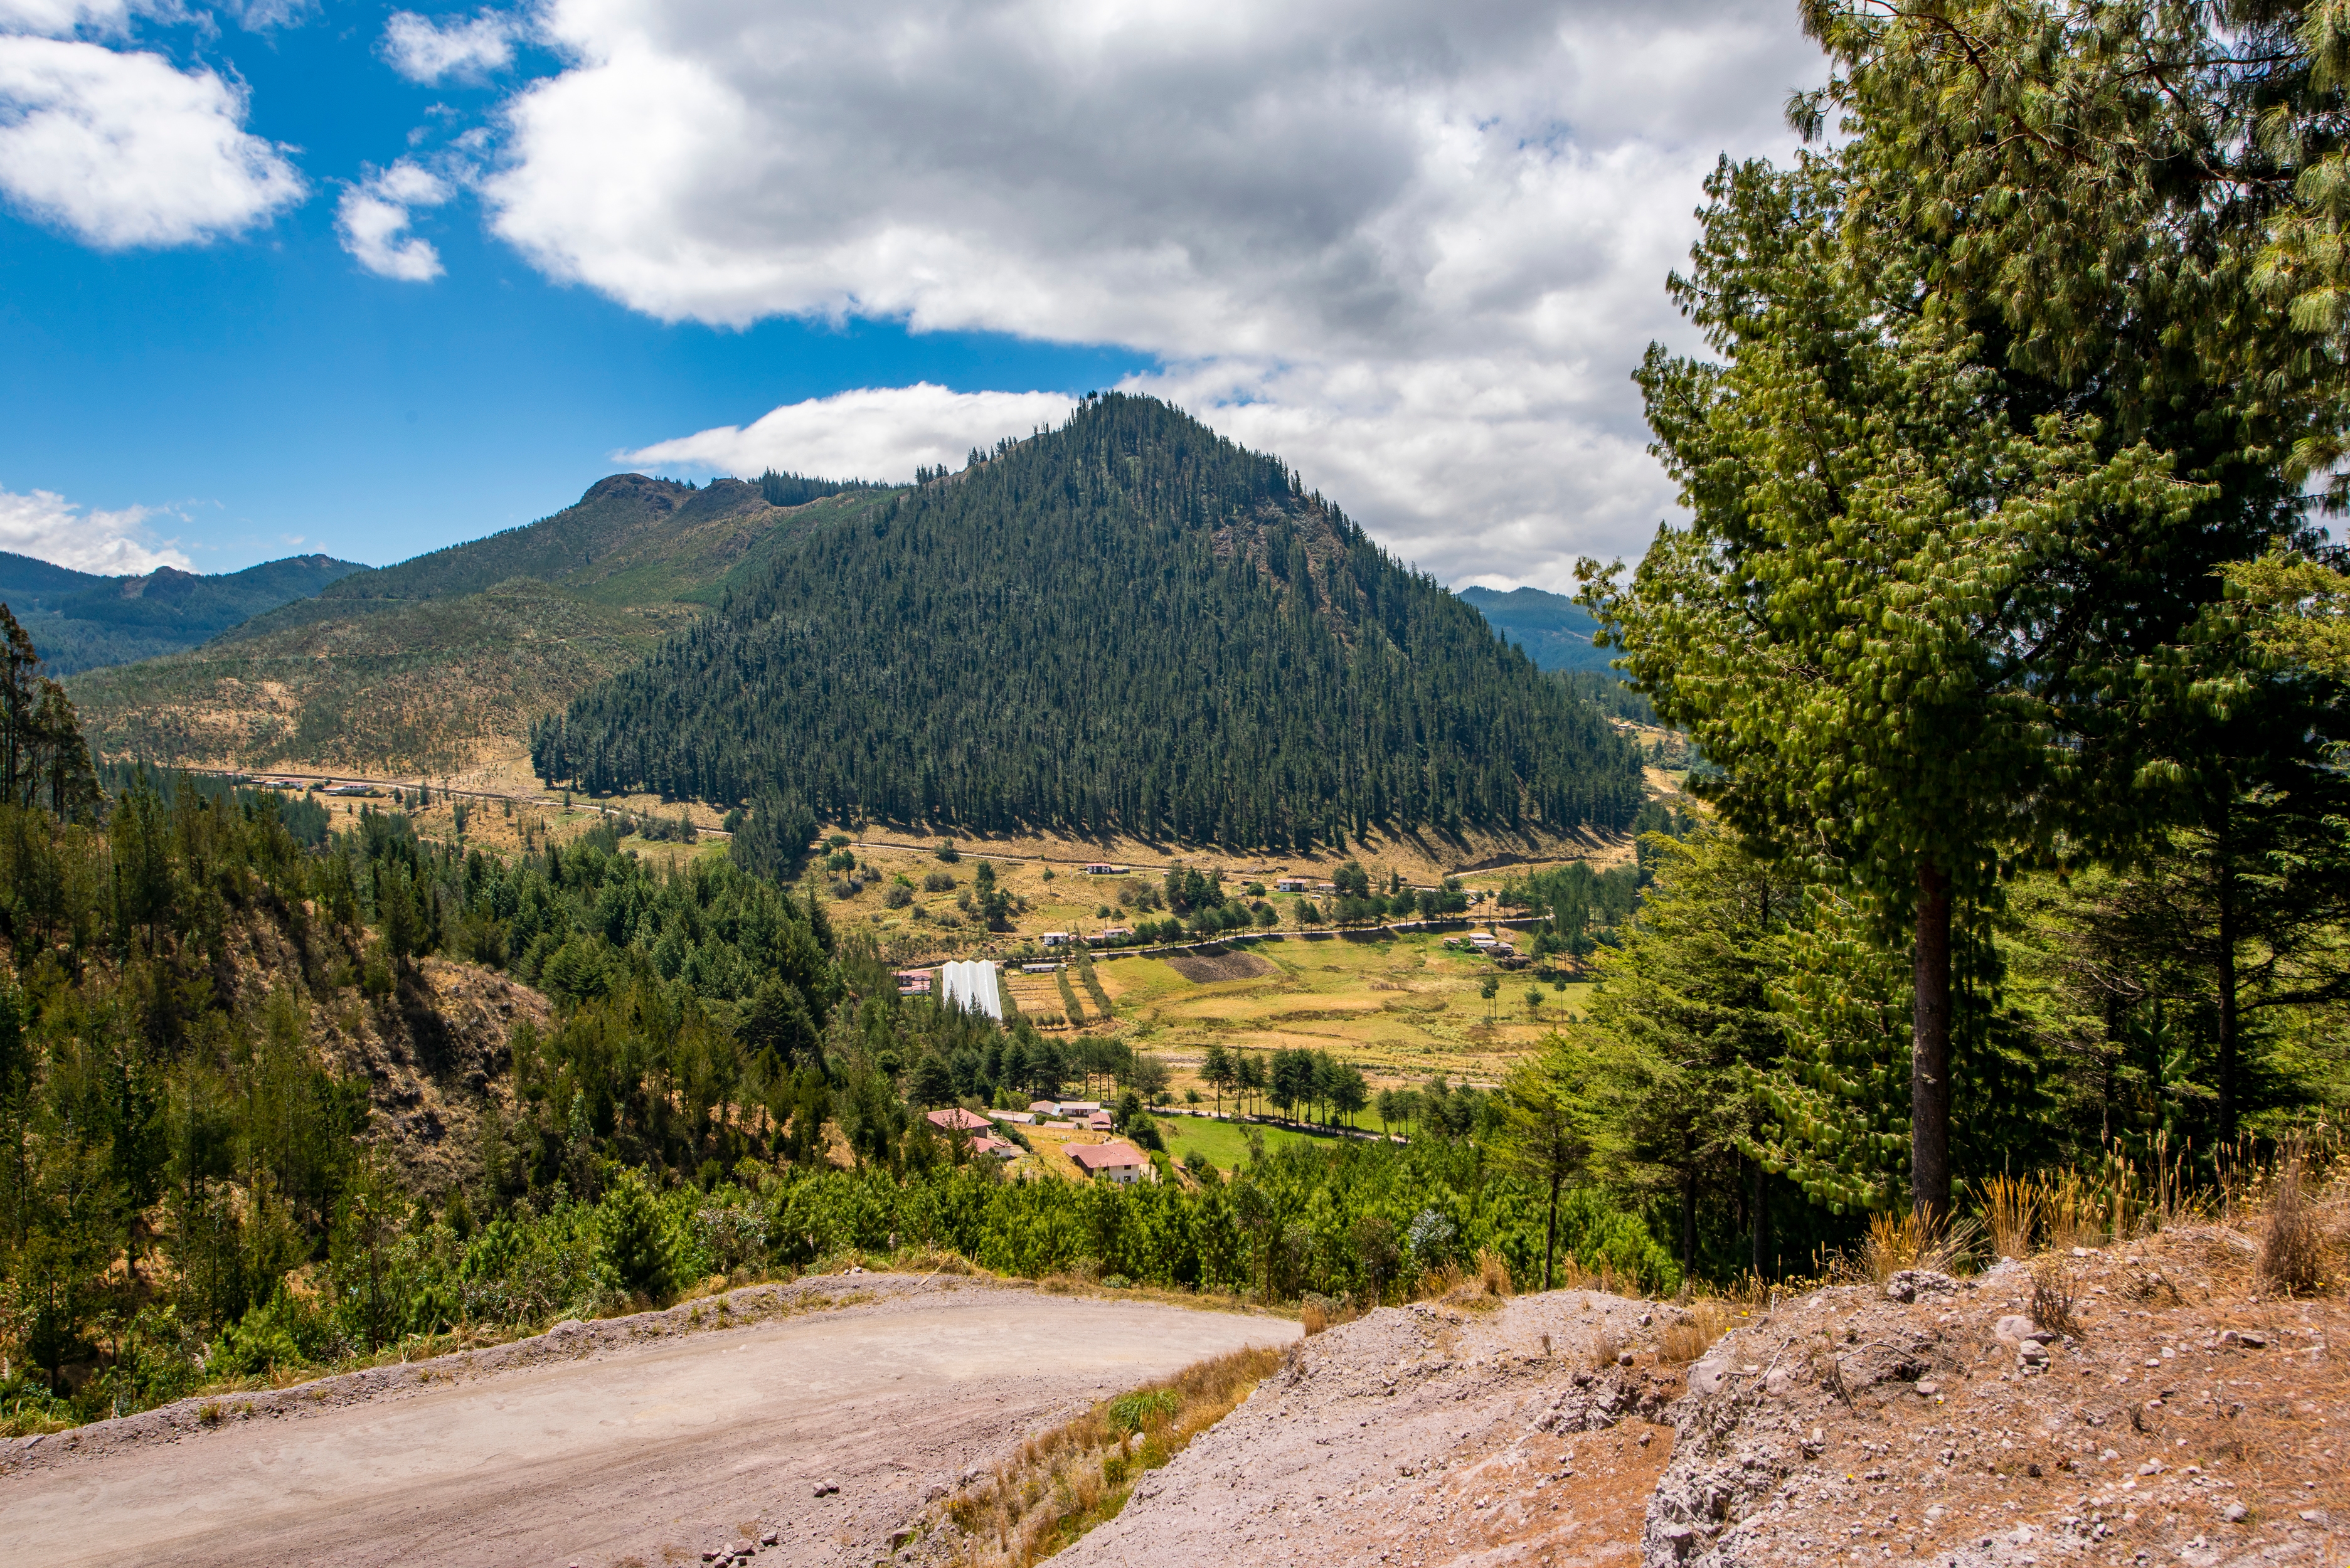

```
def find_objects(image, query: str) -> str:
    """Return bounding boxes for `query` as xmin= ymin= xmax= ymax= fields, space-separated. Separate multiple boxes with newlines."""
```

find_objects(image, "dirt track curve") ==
xmin=0 ymin=1276 xmax=1296 ymax=1568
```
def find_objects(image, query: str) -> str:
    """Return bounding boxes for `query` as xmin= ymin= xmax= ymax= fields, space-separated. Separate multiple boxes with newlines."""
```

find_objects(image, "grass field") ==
xmin=1150 ymin=1112 xmax=1361 ymax=1172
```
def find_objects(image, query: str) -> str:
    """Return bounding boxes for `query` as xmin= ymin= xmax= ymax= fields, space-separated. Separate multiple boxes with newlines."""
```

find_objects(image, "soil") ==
xmin=1163 ymin=949 xmax=1280 ymax=984
xmin=1646 ymin=1224 xmax=2348 ymax=1568
xmin=0 ymin=1273 xmax=1294 ymax=1568
xmin=1046 ymin=1287 xmax=1683 ymax=1568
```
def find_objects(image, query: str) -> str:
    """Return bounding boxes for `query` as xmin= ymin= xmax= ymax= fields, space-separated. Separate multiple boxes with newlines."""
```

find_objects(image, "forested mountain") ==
xmin=533 ymin=396 xmax=1644 ymax=848
xmin=0 ymin=551 xmax=361 ymax=675
xmin=67 ymin=478 xmax=885 ymax=775
xmin=1457 ymin=586 xmax=1614 ymax=673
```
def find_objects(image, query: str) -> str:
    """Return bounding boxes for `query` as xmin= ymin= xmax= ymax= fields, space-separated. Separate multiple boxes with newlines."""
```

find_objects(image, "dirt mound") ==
xmin=1164 ymin=948 xmax=1279 ymax=983
xmin=1051 ymin=1289 xmax=1681 ymax=1567
xmin=1645 ymin=1226 xmax=2347 ymax=1568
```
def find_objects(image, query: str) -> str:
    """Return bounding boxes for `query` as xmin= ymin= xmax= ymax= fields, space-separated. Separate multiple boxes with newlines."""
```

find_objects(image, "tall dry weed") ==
xmin=1979 ymin=1174 xmax=2038 ymax=1259
xmin=2029 ymin=1258 xmax=2082 ymax=1337
xmin=1475 ymin=1248 xmax=1514 ymax=1298
xmin=2261 ymin=1145 xmax=2326 ymax=1296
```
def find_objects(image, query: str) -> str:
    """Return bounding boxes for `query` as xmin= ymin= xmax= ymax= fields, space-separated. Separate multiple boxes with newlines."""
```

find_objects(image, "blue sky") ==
xmin=0 ymin=3 xmax=1147 ymax=571
xmin=0 ymin=1 xmax=1813 ymax=583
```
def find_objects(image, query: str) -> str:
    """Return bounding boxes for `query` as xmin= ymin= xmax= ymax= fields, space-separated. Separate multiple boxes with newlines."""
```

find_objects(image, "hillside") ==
xmin=1458 ymin=584 xmax=1615 ymax=673
xmin=534 ymin=395 xmax=1645 ymax=849
xmin=0 ymin=550 xmax=362 ymax=675
xmin=66 ymin=477 xmax=887 ymax=774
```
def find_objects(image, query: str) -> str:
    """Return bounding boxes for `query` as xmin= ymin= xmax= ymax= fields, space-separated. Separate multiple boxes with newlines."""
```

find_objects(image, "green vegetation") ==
xmin=1 ymin=551 xmax=360 ymax=677
xmin=534 ymin=396 xmax=1643 ymax=848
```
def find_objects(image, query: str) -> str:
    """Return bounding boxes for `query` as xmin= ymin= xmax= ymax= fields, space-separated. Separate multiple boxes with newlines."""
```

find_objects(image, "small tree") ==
xmin=1498 ymin=1052 xmax=1591 ymax=1291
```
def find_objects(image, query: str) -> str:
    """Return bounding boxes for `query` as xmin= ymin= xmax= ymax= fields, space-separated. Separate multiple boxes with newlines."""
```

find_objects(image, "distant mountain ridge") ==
xmin=1 ymin=551 xmax=363 ymax=675
xmin=1455 ymin=585 xmax=1614 ymax=673
xmin=534 ymin=395 xmax=1644 ymax=847
xmin=68 ymin=475 xmax=887 ymax=775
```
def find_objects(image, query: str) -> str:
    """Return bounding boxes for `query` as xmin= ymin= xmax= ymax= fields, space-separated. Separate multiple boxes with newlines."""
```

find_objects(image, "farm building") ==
xmin=1068 ymin=1142 xmax=1153 ymax=1184
xmin=925 ymin=1107 xmax=992 ymax=1133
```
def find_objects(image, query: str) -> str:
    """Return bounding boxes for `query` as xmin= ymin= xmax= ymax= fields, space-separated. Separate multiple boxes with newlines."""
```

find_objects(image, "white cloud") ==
xmin=0 ymin=483 xmax=190 ymax=575
xmin=486 ymin=0 xmax=1821 ymax=583
xmin=0 ymin=0 xmax=132 ymax=38
xmin=218 ymin=0 xmax=317 ymax=33
xmin=618 ymin=384 xmax=1075 ymax=482
xmin=0 ymin=35 xmax=303 ymax=247
xmin=381 ymin=8 xmax=519 ymax=85
xmin=336 ymin=157 xmax=453 ymax=280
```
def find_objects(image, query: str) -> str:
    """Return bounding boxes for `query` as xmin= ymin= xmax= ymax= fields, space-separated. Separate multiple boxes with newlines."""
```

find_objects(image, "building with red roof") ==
xmin=1068 ymin=1141 xmax=1153 ymax=1184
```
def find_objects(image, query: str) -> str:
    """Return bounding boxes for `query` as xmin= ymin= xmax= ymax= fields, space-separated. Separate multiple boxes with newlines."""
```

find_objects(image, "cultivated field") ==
xmin=1096 ymin=931 xmax=1587 ymax=1093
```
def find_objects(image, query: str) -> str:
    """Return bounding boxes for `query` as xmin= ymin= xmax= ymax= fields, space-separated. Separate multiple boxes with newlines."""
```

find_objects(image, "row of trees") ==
xmin=1196 ymin=1044 xmax=1374 ymax=1126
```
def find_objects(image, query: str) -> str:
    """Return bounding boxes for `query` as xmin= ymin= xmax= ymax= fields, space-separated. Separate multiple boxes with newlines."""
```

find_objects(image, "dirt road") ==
xmin=1 ymin=1278 xmax=1294 ymax=1568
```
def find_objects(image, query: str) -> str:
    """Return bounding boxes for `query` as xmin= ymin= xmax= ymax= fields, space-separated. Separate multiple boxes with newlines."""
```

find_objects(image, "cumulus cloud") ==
xmin=0 ymin=35 xmax=303 ymax=247
xmin=617 ymin=384 xmax=1075 ymax=483
xmin=0 ymin=483 xmax=190 ymax=575
xmin=336 ymin=158 xmax=454 ymax=280
xmin=487 ymin=0 xmax=1819 ymax=584
xmin=381 ymin=8 xmax=519 ymax=85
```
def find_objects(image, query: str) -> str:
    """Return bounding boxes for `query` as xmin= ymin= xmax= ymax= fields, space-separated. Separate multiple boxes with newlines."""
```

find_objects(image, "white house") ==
xmin=1069 ymin=1141 xmax=1153 ymax=1184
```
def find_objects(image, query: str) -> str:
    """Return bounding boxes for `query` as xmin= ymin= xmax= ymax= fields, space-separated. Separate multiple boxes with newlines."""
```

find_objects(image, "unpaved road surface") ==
xmin=1 ymin=1277 xmax=1294 ymax=1568
xmin=1050 ymin=1290 xmax=1681 ymax=1568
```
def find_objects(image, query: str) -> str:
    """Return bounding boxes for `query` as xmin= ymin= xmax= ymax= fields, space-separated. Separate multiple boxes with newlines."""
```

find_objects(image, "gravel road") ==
xmin=0 ymin=1276 xmax=1294 ymax=1568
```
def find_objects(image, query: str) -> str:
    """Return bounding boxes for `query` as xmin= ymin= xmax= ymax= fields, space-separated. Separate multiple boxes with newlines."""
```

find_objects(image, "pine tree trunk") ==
xmin=1751 ymin=1155 xmax=1768 ymax=1279
xmin=1545 ymin=1165 xmax=1561 ymax=1293
xmin=1680 ymin=1142 xmax=1696 ymax=1274
xmin=1911 ymin=863 xmax=1952 ymax=1227
xmin=2216 ymin=847 xmax=2240 ymax=1145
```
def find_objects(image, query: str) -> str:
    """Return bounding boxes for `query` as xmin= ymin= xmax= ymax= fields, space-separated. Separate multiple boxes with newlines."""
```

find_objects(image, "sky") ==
xmin=0 ymin=0 xmax=1822 ymax=587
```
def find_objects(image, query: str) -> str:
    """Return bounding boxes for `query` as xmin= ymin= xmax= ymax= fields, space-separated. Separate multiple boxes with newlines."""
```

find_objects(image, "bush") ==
xmin=210 ymin=1290 xmax=338 ymax=1380
xmin=598 ymin=1169 xmax=673 ymax=1299
xmin=923 ymin=869 xmax=956 ymax=893
xmin=883 ymin=883 xmax=913 ymax=908
xmin=935 ymin=840 xmax=960 ymax=863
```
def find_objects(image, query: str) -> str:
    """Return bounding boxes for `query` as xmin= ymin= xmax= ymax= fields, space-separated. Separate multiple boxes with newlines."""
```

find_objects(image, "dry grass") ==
xmin=2029 ymin=1256 xmax=2083 ymax=1337
xmin=1551 ymin=1251 xmax=1635 ymax=1298
xmin=940 ymin=1344 xmax=1284 ymax=1565
xmin=2261 ymin=1145 xmax=2327 ymax=1295
xmin=1978 ymin=1174 xmax=2038 ymax=1260
xmin=1857 ymin=1209 xmax=1981 ymax=1282
xmin=1589 ymin=1322 xmax=1622 ymax=1370
xmin=1659 ymin=1299 xmax=1731 ymax=1367
xmin=1475 ymin=1248 xmax=1514 ymax=1298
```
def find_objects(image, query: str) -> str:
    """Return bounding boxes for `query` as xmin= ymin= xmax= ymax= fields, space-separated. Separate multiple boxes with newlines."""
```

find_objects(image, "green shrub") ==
xmin=210 ymin=1290 xmax=338 ymax=1380
xmin=597 ymin=1169 xmax=673 ymax=1298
